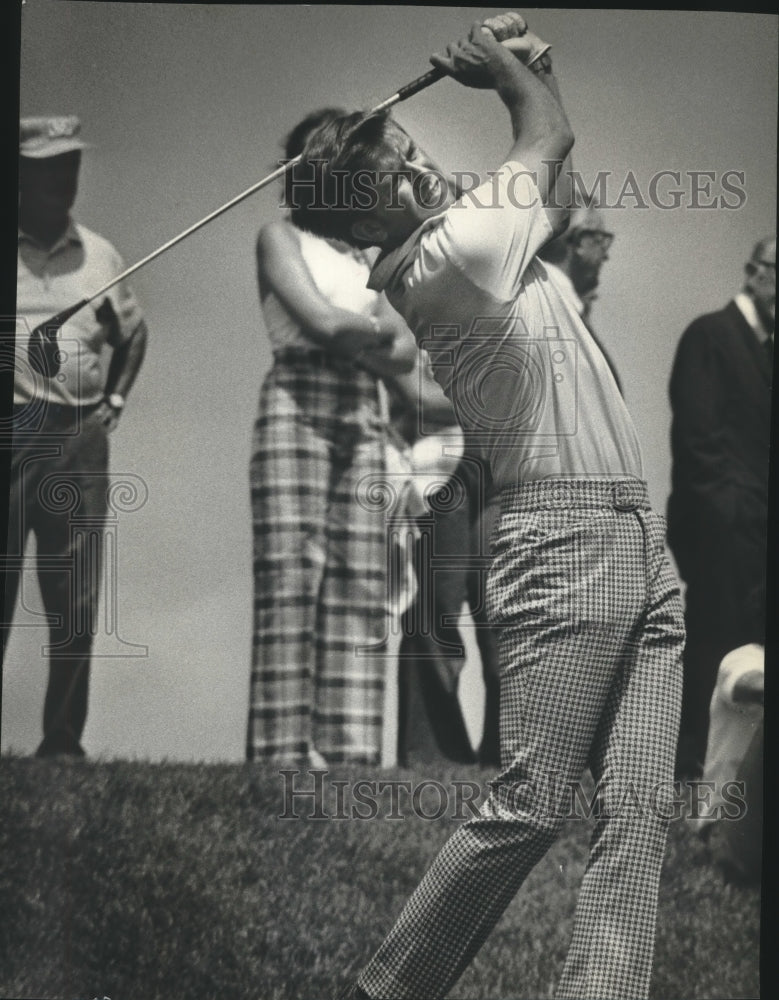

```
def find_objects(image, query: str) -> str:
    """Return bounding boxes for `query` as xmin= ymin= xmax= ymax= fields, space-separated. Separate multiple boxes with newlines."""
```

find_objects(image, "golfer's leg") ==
xmin=556 ymin=511 xmax=684 ymax=1000
xmin=358 ymin=505 xmax=644 ymax=1000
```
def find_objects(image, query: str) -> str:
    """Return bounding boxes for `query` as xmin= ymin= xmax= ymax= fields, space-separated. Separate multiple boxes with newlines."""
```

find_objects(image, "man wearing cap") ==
xmin=537 ymin=201 xmax=622 ymax=392
xmin=667 ymin=235 xmax=774 ymax=779
xmin=5 ymin=115 xmax=148 ymax=757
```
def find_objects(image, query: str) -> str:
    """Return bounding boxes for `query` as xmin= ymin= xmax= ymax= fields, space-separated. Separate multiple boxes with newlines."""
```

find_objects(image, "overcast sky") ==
xmin=3 ymin=3 xmax=777 ymax=761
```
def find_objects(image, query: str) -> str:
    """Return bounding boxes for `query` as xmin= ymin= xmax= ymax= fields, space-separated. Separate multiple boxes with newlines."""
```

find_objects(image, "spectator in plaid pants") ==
xmin=247 ymin=109 xmax=415 ymax=767
xmin=292 ymin=14 xmax=684 ymax=1000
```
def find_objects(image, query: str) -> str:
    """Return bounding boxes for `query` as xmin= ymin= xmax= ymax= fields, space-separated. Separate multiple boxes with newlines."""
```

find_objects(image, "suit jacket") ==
xmin=667 ymin=300 xmax=772 ymax=635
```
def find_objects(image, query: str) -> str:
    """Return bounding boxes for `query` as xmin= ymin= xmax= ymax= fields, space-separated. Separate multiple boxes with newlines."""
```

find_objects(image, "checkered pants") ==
xmin=247 ymin=352 xmax=389 ymax=765
xmin=358 ymin=478 xmax=684 ymax=1000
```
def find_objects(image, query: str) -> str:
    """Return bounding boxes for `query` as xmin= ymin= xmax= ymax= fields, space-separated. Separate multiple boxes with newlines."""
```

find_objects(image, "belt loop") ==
xmin=612 ymin=481 xmax=637 ymax=512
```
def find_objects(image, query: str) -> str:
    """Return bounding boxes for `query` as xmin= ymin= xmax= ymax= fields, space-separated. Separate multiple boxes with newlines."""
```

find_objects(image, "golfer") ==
xmin=293 ymin=14 xmax=684 ymax=1000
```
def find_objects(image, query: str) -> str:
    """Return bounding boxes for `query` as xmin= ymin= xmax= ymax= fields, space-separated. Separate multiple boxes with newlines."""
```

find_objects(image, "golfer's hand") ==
xmin=482 ymin=12 xmax=550 ymax=66
xmin=430 ymin=21 xmax=518 ymax=89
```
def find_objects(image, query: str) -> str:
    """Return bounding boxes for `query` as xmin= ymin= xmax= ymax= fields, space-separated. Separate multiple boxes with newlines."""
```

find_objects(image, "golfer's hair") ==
xmin=288 ymin=110 xmax=396 ymax=248
xmin=284 ymin=108 xmax=347 ymax=160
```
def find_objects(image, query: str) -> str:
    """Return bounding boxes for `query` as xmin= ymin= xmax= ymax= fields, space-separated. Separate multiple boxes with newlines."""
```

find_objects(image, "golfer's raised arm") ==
xmin=430 ymin=19 xmax=574 ymax=209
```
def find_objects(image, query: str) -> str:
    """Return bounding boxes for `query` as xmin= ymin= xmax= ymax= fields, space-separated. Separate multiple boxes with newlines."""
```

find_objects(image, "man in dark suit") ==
xmin=667 ymin=235 xmax=774 ymax=779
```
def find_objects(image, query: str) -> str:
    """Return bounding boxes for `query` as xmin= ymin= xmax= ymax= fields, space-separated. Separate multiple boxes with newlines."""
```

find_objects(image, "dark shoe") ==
xmin=36 ymin=732 xmax=86 ymax=758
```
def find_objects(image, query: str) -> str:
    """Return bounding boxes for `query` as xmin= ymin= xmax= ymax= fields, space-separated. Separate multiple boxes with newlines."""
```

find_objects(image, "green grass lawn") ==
xmin=0 ymin=757 xmax=761 ymax=1000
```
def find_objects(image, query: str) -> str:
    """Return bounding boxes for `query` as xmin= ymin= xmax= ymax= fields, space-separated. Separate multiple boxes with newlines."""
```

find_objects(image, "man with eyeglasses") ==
xmin=537 ymin=202 xmax=621 ymax=391
xmin=667 ymin=235 xmax=775 ymax=780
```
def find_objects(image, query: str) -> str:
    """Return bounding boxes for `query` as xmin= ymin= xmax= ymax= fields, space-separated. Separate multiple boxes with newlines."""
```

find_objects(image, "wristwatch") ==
xmin=106 ymin=392 xmax=125 ymax=412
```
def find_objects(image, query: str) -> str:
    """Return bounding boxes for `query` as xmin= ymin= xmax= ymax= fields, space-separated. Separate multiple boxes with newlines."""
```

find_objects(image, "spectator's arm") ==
xmin=256 ymin=219 xmax=394 ymax=360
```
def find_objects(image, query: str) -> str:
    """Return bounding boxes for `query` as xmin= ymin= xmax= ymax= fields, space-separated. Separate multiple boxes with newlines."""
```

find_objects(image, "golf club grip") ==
xmin=394 ymin=66 xmax=447 ymax=104
xmin=31 ymin=298 xmax=90 ymax=340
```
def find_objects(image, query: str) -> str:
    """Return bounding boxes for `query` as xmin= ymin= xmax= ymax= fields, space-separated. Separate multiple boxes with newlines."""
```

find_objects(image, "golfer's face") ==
xmin=373 ymin=125 xmax=453 ymax=241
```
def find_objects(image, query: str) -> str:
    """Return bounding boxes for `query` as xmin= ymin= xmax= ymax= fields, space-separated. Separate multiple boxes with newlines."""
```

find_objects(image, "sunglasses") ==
xmin=576 ymin=230 xmax=614 ymax=251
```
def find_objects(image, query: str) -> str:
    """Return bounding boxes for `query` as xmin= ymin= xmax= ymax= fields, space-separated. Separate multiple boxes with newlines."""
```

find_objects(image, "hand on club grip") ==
xmin=482 ymin=12 xmax=551 ymax=66
xmin=430 ymin=15 xmax=550 ymax=89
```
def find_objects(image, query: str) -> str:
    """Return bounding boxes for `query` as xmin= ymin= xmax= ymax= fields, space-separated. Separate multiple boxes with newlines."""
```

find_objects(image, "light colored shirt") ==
xmin=542 ymin=261 xmax=584 ymax=316
xmin=733 ymin=291 xmax=772 ymax=345
xmin=261 ymin=226 xmax=380 ymax=352
xmin=16 ymin=220 xmax=144 ymax=406
xmin=369 ymin=161 xmax=642 ymax=490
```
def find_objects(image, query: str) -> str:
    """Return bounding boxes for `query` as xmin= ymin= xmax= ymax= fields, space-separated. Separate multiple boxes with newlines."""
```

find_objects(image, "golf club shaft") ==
xmin=30 ymin=63 xmax=452 ymax=339
xmin=81 ymin=68 xmax=446 ymax=305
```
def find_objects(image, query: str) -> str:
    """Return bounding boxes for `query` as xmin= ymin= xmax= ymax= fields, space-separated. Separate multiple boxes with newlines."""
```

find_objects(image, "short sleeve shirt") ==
xmin=368 ymin=162 xmax=643 ymax=490
xmin=16 ymin=220 xmax=145 ymax=406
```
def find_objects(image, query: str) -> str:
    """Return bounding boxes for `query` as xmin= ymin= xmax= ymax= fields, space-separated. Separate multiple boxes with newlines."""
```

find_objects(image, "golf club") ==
xmin=27 ymin=24 xmax=546 ymax=376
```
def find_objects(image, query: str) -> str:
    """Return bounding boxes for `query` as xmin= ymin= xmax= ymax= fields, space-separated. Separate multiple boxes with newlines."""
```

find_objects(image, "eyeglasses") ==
xmin=577 ymin=231 xmax=614 ymax=251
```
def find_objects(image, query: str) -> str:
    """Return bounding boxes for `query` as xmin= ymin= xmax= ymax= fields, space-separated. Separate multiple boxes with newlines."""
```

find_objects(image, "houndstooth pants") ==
xmin=358 ymin=478 xmax=684 ymax=1000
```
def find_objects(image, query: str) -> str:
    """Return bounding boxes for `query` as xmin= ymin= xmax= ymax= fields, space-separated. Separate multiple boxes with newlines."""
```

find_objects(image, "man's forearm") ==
xmin=496 ymin=55 xmax=572 ymax=162
xmin=529 ymin=54 xmax=575 ymax=214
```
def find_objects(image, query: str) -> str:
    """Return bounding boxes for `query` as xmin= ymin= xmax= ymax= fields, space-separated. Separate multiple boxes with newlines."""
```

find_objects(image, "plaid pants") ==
xmin=247 ymin=352 xmax=389 ymax=765
xmin=359 ymin=478 xmax=684 ymax=1000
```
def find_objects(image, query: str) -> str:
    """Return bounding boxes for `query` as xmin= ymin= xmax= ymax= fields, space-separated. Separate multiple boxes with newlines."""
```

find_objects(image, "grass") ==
xmin=0 ymin=757 xmax=762 ymax=1000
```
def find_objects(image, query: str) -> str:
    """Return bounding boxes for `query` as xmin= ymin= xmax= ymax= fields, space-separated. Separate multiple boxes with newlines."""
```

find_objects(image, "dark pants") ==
xmin=676 ymin=590 xmax=735 ymax=776
xmin=676 ymin=550 xmax=766 ymax=777
xmin=722 ymin=720 xmax=763 ymax=883
xmin=3 ymin=404 xmax=108 ymax=752
xmin=397 ymin=454 xmax=501 ymax=768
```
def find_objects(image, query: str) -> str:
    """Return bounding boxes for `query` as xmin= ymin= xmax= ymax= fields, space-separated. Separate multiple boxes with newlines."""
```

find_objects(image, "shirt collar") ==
xmin=541 ymin=262 xmax=584 ymax=316
xmin=18 ymin=217 xmax=82 ymax=253
xmin=368 ymin=215 xmax=446 ymax=293
xmin=733 ymin=291 xmax=771 ymax=343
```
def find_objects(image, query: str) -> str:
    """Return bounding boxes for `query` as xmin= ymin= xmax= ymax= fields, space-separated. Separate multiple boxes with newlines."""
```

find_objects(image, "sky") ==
xmin=2 ymin=3 xmax=777 ymax=761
